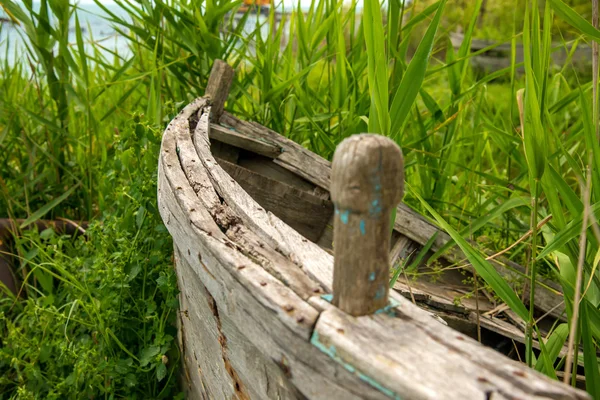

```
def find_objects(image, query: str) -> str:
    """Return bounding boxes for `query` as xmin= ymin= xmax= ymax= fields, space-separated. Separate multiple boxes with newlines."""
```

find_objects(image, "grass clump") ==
xmin=1 ymin=114 xmax=182 ymax=398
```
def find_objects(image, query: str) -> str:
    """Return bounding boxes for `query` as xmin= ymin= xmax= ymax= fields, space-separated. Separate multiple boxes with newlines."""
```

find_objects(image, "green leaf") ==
xmin=548 ymin=0 xmax=600 ymax=42
xmin=389 ymin=0 xmax=447 ymax=139
xmin=363 ymin=0 xmax=390 ymax=135
xmin=156 ymin=363 xmax=167 ymax=382
xmin=20 ymin=184 xmax=79 ymax=229
xmin=537 ymin=202 xmax=600 ymax=260
xmin=581 ymin=302 xmax=600 ymax=398
xmin=140 ymin=346 xmax=160 ymax=367
xmin=535 ymin=323 xmax=568 ymax=376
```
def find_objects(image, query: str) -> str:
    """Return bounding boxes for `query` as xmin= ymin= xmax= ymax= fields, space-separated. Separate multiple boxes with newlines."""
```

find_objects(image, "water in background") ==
xmin=0 ymin=0 xmax=372 ymax=65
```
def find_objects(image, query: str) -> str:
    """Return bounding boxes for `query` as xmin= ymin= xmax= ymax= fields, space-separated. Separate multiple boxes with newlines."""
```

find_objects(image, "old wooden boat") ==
xmin=157 ymin=60 xmax=588 ymax=399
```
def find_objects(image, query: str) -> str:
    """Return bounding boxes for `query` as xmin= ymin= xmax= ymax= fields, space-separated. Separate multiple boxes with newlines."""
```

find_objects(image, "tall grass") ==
xmin=1 ymin=0 xmax=600 ymax=397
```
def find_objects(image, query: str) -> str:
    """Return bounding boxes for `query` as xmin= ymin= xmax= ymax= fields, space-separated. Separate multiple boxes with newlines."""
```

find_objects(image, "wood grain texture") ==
xmin=313 ymin=306 xmax=589 ymax=400
xmin=210 ymin=123 xmax=282 ymax=159
xmin=217 ymin=157 xmax=332 ymax=242
xmin=175 ymin=246 xmax=303 ymax=400
xmin=205 ymin=59 xmax=234 ymax=121
xmin=330 ymin=134 xmax=404 ymax=315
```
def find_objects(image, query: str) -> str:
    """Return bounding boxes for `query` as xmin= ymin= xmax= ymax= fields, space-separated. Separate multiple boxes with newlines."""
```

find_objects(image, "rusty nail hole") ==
xmin=456 ymin=336 xmax=464 ymax=341
xmin=313 ymin=288 xmax=321 ymax=293
xmin=260 ymin=281 xmax=267 ymax=286
xmin=237 ymin=265 xmax=246 ymax=270
xmin=296 ymin=316 xmax=305 ymax=323
xmin=336 ymin=328 xmax=345 ymax=334
xmin=477 ymin=377 xmax=488 ymax=383
xmin=198 ymin=253 xmax=202 ymax=262
xmin=302 ymin=238 xmax=307 ymax=242
xmin=284 ymin=305 xmax=294 ymax=312
xmin=187 ymin=249 xmax=191 ymax=256
xmin=190 ymin=208 xmax=195 ymax=212
xmin=513 ymin=370 xmax=526 ymax=378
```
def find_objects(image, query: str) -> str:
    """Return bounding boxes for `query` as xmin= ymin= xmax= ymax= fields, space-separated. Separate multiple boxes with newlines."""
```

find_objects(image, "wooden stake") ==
xmin=205 ymin=59 xmax=234 ymax=122
xmin=330 ymin=134 xmax=404 ymax=316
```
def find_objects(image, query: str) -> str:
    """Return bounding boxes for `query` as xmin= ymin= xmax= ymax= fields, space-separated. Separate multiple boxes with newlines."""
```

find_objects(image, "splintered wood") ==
xmin=157 ymin=60 xmax=588 ymax=400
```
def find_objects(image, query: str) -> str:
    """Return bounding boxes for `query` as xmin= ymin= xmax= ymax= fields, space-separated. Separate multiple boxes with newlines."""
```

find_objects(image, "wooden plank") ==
xmin=176 ymin=246 xmax=303 ymax=400
xmin=217 ymin=157 xmax=333 ymax=243
xmin=210 ymin=122 xmax=282 ymax=159
xmin=175 ymin=249 xmax=239 ymax=400
xmin=219 ymin=112 xmax=332 ymax=191
xmin=237 ymin=152 xmax=318 ymax=193
xmin=210 ymin=140 xmax=240 ymax=163
xmin=313 ymin=307 xmax=589 ymax=400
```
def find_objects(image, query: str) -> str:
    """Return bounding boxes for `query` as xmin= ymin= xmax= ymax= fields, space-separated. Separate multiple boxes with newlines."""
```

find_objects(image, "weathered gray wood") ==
xmin=217 ymin=157 xmax=333 ymax=242
xmin=211 ymin=139 xmax=240 ymax=163
xmin=330 ymin=134 xmax=404 ymax=316
xmin=205 ymin=60 xmax=234 ymax=121
xmin=171 ymin=102 xmax=324 ymax=302
xmin=195 ymin=109 xmax=336 ymax=291
xmin=210 ymin=123 xmax=282 ymax=159
xmin=175 ymin=246 xmax=303 ymax=400
xmin=175 ymin=247 xmax=240 ymax=399
xmin=237 ymin=153 xmax=319 ymax=194
xmin=313 ymin=306 xmax=589 ymax=400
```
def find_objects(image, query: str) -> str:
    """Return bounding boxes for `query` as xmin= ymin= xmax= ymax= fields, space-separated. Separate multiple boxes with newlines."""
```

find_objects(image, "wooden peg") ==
xmin=330 ymin=134 xmax=404 ymax=316
xmin=205 ymin=59 xmax=234 ymax=121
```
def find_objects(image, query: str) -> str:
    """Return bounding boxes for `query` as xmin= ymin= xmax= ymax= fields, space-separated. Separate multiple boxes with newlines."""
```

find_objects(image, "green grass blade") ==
xmin=389 ymin=0 xmax=447 ymax=139
xmin=548 ymin=0 xmax=600 ymax=41
xmin=408 ymin=183 xmax=530 ymax=321
xmin=20 ymin=184 xmax=80 ymax=229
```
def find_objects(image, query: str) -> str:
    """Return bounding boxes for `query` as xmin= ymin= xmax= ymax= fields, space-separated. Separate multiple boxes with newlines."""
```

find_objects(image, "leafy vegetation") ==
xmin=1 ymin=0 xmax=600 ymax=397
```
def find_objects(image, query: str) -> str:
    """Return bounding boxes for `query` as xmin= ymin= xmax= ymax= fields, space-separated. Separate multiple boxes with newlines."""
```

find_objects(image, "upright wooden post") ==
xmin=205 ymin=59 xmax=234 ymax=121
xmin=330 ymin=134 xmax=404 ymax=316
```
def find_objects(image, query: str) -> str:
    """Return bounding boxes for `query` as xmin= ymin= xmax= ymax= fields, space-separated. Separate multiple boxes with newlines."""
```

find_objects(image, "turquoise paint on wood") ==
xmin=368 ymin=272 xmax=376 ymax=281
xmin=374 ymin=285 xmax=386 ymax=300
xmin=360 ymin=220 xmax=366 ymax=235
xmin=310 ymin=330 xmax=402 ymax=400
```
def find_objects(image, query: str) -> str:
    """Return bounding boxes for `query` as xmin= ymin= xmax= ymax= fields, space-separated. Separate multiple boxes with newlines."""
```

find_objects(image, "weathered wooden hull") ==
xmin=158 ymin=93 xmax=587 ymax=399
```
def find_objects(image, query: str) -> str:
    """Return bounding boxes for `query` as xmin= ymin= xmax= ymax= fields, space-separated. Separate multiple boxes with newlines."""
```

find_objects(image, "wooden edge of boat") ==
xmin=157 ymin=67 xmax=587 ymax=399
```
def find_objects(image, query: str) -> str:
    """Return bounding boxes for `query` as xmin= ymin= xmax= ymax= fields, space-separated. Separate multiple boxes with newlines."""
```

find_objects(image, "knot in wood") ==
xmin=330 ymin=134 xmax=404 ymax=215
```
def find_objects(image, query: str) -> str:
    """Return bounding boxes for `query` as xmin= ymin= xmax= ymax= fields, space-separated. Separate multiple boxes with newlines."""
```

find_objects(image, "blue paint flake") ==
xmin=368 ymin=272 xmax=376 ymax=281
xmin=374 ymin=298 xmax=401 ymax=316
xmin=321 ymin=294 xmax=334 ymax=303
xmin=370 ymin=198 xmax=383 ymax=216
xmin=340 ymin=210 xmax=350 ymax=224
xmin=310 ymin=331 xmax=402 ymax=399
xmin=360 ymin=220 xmax=366 ymax=235
xmin=374 ymin=285 xmax=386 ymax=300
